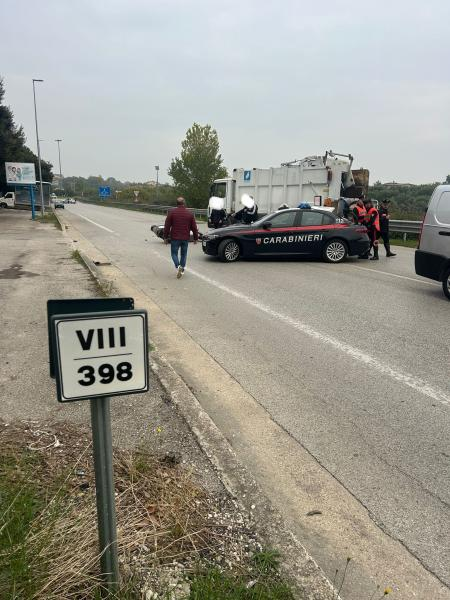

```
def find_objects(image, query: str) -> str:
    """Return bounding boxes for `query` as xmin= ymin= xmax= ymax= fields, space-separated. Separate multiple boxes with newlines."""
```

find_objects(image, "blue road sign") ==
xmin=99 ymin=186 xmax=111 ymax=198
xmin=244 ymin=170 xmax=251 ymax=181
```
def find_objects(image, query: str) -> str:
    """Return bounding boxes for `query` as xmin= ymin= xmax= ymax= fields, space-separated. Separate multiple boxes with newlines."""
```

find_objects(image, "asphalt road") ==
xmin=64 ymin=202 xmax=450 ymax=592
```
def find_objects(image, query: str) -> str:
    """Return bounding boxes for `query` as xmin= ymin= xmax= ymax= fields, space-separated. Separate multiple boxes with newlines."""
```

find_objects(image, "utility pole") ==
xmin=55 ymin=139 xmax=63 ymax=192
xmin=32 ymin=79 xmax=45 ymax=216
xmin=155 ymin=165 xmax=159 ymax=203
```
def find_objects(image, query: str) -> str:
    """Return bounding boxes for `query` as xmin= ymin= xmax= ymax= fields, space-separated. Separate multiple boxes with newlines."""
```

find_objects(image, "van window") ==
xmin=436 ymin=191 xmax=450 ymax=225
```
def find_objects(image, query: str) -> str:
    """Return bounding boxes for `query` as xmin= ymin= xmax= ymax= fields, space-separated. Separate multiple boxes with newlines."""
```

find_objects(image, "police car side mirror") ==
xmin=263 ymin=222 xmax=272 ymax=230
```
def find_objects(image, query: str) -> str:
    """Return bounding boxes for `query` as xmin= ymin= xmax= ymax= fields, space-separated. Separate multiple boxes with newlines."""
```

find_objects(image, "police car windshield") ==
xmin=252 ymin=211 xmax=289 ymax=226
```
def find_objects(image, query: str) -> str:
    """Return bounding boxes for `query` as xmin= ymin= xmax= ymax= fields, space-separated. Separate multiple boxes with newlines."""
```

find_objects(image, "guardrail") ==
xmin=389 ymin=220 xmax=421 ymax=235
xmin=78 ymin=200 xmax=421 ymax=235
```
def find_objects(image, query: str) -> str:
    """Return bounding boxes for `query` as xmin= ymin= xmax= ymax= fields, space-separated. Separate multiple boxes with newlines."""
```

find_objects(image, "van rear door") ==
xmin=416 ymin=186 xmax=450 ymax=281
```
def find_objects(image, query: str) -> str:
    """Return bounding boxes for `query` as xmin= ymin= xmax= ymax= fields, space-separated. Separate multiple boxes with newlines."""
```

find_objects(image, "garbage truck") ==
xmin=209 ymin=150 xmax=369 ymax=217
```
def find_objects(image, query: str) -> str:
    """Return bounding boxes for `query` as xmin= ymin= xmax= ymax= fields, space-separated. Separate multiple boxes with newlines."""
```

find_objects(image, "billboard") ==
xmin=5 ymin=162 xmax=36 ymax=185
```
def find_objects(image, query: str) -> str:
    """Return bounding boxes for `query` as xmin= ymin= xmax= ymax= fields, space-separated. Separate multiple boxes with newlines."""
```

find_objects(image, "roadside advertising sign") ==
xmin=5 ymin=162 xmax=36 ymax=185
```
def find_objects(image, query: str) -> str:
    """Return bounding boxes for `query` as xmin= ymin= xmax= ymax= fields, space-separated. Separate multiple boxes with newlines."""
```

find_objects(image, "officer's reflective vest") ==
xmin=354 ymin=204 xmax=367 ymax=224
xmin=367 ymin=207 xmax=380 ymax=231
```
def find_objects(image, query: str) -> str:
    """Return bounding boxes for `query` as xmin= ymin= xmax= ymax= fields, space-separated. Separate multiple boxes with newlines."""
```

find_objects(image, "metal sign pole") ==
xmin=29 ymin=184 xmax=36 ymax=220
xmin=90 ymin=396 xmax=119 ymax=592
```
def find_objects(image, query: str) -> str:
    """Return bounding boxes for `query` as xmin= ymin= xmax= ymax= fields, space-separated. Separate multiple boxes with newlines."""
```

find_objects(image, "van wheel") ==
xmin=323 ymin=239 xmax=348 ymax=263
xmin=443 ymin=267 xmax=450 ymax=300
xmin=218 ymin=239 xmax=241 ymax=262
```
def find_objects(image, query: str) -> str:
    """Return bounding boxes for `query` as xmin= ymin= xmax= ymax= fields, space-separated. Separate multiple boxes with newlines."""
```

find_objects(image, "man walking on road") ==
xmin=164 ymin=197 xmax=199 ymax=278
xmin=379 ymin=199 xmax=396 ymax=257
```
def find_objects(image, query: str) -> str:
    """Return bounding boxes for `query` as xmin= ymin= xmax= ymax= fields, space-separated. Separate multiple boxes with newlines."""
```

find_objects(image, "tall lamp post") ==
xmin=55 ymin=139 xmax=63 ymax=192
xmin=32 ymin=79 xmax=45 ymax=216
xmin=155 ymin=165 xmax=159 ymax=203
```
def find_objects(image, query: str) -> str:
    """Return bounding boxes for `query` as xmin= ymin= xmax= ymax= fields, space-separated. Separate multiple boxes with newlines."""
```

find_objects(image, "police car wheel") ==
xmin=218 ymin=239 xmax=240 ymax=262
xmin=323 ymin=239 xmax=348 ymax=263
xmin=443 ymin=267 xmax=450 ymax=300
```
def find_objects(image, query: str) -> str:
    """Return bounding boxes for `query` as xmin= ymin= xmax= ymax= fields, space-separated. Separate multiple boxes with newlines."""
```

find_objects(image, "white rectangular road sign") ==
xmin=52 ymin=310 xmax=149 ymax=402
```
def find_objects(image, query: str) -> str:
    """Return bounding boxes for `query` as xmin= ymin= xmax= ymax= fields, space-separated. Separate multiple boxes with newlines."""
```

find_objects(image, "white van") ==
xmin=415 ymin=185 xmax=450 ymax=299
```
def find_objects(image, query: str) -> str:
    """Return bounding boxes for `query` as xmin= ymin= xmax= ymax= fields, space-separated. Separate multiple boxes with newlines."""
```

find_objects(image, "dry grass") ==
xmin=0 ymin=421 xmax=259 ymax=599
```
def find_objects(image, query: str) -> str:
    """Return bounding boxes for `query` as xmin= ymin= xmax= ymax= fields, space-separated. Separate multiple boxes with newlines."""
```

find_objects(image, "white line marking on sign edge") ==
xmin=76 ymin=213 xmax=114 ymax=233
xmin=152 ymin=249 xmax=450 ymax=407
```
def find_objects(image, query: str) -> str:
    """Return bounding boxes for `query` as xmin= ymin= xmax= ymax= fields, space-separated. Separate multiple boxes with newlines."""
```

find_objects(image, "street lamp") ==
xmin=55 ymin=139 xmax=63 ymax=192
xmin=155 ymin=165 xmax=159 ymax=203
xmin=32 ymin=79 xmax=45 ymax=216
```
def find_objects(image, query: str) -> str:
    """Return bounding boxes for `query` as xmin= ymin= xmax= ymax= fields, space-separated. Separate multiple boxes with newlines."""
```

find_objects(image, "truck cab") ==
xmin=0 ymin=192 xmax=15 ymax=208
xmin=209 ymin=178 xmax=235 ymax=214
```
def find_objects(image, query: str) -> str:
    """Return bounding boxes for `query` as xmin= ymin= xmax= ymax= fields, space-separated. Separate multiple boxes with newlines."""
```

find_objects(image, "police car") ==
xmin=201 ymin=208 xmax=370 ymax=263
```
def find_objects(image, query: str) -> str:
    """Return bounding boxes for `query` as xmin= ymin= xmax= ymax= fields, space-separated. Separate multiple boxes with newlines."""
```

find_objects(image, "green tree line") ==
xmin=368 ymin=182 xmax=446 ymax=219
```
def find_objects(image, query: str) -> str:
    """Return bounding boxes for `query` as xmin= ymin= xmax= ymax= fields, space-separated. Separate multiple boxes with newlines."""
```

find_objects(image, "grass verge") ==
xmin=0 ymin=421 xmax=294 ymax=600
xmin=390 ymin=237 xmax=418 ymax=248
xmin=36 ymin=211 xmax=62 ymax=230
xmin=70 ymin=249 xmax=113 ymax=296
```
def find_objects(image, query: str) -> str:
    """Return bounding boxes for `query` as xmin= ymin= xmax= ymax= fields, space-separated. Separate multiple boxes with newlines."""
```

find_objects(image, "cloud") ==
xmin=1 ymin=0 xmax=449 ymax=183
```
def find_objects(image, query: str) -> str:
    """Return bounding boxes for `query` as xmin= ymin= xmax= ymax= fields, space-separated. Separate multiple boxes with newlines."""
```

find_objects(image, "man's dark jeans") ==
xmin=170 ymin=239 xmax=189 ymax=268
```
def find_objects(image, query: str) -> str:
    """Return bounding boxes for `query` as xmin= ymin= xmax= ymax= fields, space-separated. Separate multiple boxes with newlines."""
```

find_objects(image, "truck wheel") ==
xmin=0 ymin=203 xmax=7 ymax=209
xmin=443 ymin=267 xmax=450 ymax=300
xmin=218 ymin=239 xmax=241 ymax=262
xmin=323 ymin=239 xmax=348 ymax=263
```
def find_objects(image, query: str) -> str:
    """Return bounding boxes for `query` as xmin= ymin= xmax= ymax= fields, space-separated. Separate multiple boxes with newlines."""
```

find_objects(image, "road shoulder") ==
xmin=57 ymin=208 xmax=450 ymax=600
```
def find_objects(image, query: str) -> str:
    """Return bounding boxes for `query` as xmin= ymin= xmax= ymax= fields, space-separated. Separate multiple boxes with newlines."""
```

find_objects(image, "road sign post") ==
xmin=48 ymin=306 xmax=149 ymax=593
xmin=29 ymin=184 xmax=36 ymax=220
xmin=90 ymin=395 xmax=119 ymax=591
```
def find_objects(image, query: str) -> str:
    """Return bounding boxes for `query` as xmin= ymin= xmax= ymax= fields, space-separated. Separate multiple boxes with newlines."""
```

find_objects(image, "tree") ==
xmin=0 ymin=76 xmax=52 ymax=194
xmin=168 ymin=123 xmax=227 ymax=207
xmin=445 ymin=174 xmax=450 ymax=184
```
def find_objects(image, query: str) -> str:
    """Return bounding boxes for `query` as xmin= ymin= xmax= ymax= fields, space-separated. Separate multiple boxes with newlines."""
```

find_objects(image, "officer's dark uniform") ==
xmin=210 ymin=208 xmax=227 ymax=229
xmin=234 ymin=204 xmax=258 ymax=224
xmin=379 ymin=201 xmax=396 ymax=257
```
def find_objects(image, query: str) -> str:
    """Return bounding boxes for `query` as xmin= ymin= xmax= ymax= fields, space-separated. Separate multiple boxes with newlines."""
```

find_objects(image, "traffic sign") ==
xmin=99 ymin=186 xmax=111 ymax=198
xmin=51 ymin=310 xmax=149 ymax=402
xmin=244 ymin=170 xmax=251 ymax=181
xmin=47 ymin=297 xmax=135 ymax=378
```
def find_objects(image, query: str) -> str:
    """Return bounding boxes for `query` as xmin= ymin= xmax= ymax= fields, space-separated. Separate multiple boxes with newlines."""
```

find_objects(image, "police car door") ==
xmin=297 ymin=210 xmax=327 ymax=255
xmin=255 ymin=210 xmax=299 ymax=254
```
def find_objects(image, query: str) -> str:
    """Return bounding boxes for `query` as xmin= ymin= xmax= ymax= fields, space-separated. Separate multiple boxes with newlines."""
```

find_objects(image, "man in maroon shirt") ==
xmin=164 ymin=197 xmax=199 ymax=278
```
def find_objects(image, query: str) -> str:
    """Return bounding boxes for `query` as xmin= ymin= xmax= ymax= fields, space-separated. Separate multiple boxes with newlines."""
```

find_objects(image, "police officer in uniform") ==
xmin=364 ymin=199 xmax=380 ymax=260
xmin=233 ymin=196 xmax=258 ymax=224
xmin=352 ymin=197 xmax=367 ymax=225
xmin=379 ymin=199 xmax=396 ymax=257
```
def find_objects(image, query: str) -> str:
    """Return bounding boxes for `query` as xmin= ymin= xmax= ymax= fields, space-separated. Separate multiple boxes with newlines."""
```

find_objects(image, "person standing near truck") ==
xmin=352 ymin=197 xmax=367 ymax=225
xmin=164 ymin=197 xmax=199 ymax=278
xmin=364 ymin=199 xmax=380 ymax=260
xmin=379 ymin=199 xmax=396 ymax=257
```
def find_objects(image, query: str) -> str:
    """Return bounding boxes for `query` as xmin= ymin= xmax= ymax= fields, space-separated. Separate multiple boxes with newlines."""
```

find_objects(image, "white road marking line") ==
xmin=153 ymin=249 xmax=450 ymax=407
xmin=353 ymin=265 xmax=440 ymax=286
xmin=75 ymin=213 xmax=114 ymax=233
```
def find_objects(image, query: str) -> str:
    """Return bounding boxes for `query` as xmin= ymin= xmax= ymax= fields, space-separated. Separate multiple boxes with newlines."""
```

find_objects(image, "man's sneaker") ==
xmin=176 ymin=266 xmax=183 ymax=279
xmin=180 ymin=267 xmax=185 ymax=277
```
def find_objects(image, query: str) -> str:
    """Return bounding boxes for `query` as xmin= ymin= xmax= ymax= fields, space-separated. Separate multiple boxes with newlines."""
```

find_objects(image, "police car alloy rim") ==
xmin=326 ymin=241 xmax=346 ymax=262
xmin=224 ymin=241 xmax=240 ymax=261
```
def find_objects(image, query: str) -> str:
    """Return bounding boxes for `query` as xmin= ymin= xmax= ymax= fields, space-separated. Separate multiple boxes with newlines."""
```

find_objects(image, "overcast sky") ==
xmin=2 ymin=0 xmax=450 ymax=184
